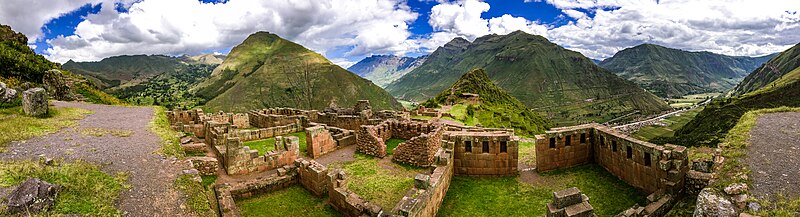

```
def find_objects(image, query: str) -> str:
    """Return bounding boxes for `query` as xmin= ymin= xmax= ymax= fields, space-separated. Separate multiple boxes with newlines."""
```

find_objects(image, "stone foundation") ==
xmin=392 ymin=148 xmax=453 ymax=217
xmin=188 ymin=157 xmax=219 ymax=176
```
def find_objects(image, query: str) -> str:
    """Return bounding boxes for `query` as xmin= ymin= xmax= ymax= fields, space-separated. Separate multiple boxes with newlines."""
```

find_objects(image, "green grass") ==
xmin=0 ymin=160 xmax=128 ymax=215
xmin=174 ymin=174 xmax=213 ymax=216
xmin=330 ymin=153 xmax=427 ymax=209
xmin=0 ymin=106 xmax=92 ymax=151
xmin=242 ymin=132 xmax=307 ymax=156
xmin=385 ymin=138 xmax=406 ymax=155
xmin=398 ymin=100 xmax=416 ymax=110
xmin=518 ymin=139 xmax=536 ymax=166
xmin=237 ymin=185 xmax=340 ymax=217
xmin=632 ymin=108 xmax=701 ymax=142
xmin=201 ymin=175 xmax=217 ymax=188
xmin=438 ymin=164 xmax=645 ymax=217
xmin=150 ymin=106 xmax=184 ymax=158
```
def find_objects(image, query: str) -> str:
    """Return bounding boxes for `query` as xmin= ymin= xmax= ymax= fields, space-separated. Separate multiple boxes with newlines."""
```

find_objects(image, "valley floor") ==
xmin=0 ymin=101 xmax=193 ymax=216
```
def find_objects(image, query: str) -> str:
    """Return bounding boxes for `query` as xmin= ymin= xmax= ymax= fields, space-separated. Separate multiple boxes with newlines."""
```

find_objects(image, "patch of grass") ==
xmin=201 ymin=175 xmax=217 ymax=189
xmin=79 ymin=127 xmax=133 ymax=137
xmin=754 ymin=195 xmax=800 ymax=217
xmin=518 ymin=139 xmax=536 ymax=166
xmin=330 ymin=153 xmax=427 ymax=209
xmin=0 ymin=106 xmax=92 ymax=151
xmin=438 ymin=164 xmax=645 ymax=217
xmin=75 ymin=82 xmax=125 ymax=105
xmin=242 ymin=132 xmax=307 ymax=156
xmin=150 ymin=106 xmax=184 ymax=158
xmin=237 ymin=185 xmax=340 ymax=217
xmin=0 ymin=160 xmax=128 ymax=215
xmin=174 ymin=174 xmax=213 ymax=216
xmin=385 ymin=138 xmax=406 ymax=155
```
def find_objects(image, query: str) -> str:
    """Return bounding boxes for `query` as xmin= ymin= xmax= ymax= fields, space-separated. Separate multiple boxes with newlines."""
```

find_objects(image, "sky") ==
xmin=1 ymin=0 xmax=799 ymax=68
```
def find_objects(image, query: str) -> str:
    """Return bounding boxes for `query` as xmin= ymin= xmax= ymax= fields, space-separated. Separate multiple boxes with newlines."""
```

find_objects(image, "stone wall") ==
xmin=392 ymin=148 xmax=453 ymax=217
xmin=219 ymin=136 xmax=300 ymax=175
xmin=214 ymin=163 xmax=299 ymax=217
xmin=327 ymin=169 xmax=384 ymax=217
xmin=188 ymin=157 xmax=219 ymax=176
xmin=306 ymin=125 xmax=355 ymax=159
xmin=534 ymin=125 xmax=594 ymax=172
xmin=356 ymin=121 xmax=442 ymax=164
xmin=449 ymin=130 xmax=519 ymax=176
xmin=297 ymin=159 xmax=329 ymax=197
xmin=247 ymin=108 xmax=311 ymax=129
xmin=235 ymin=124 xmax=303 ymax=142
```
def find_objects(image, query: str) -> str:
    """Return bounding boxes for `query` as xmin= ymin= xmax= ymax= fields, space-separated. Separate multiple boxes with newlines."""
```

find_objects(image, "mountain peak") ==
xmin=444 ymin=37 xmax=471 ymax=48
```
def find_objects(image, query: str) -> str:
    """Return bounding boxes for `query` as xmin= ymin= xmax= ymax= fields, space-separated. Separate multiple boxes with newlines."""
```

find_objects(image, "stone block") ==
xmin=22 ymin=88 xmax=48 ymax=117
xmin=564 ymin=201 xmax=594 ymax=217
xmin=553 ymin=187 xmax=583 ymax=209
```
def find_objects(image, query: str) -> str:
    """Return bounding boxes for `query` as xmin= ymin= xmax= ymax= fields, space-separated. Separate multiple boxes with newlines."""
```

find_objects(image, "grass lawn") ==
xmin=632 ymin=108 xmax=701 ymax=141
xmin=438 ymin=164 xmax=646 ymax=217
xmin=151 ymin=106 xmax=184 ymax=158
xmin=237 ymin=185 xmax=340 ymax=217
xmin=0 ymin=106 xmax=92 ymax=151
xmin=242 ymin=132 xmax=307 ymax=156
xmin=329 ymin=153 xmax=428 ymax=209
xmin=0 ymin=160 xmax=128 ymax=215
xmin=385 ymin=138 xmax=406 ymax=155
xmin=174 ymin=174 xmax=213 ymax=216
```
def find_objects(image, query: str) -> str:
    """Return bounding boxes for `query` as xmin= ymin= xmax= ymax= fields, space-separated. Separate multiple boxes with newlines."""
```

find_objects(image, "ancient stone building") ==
xmin=447 ymin=128 xmax=519 ymax=176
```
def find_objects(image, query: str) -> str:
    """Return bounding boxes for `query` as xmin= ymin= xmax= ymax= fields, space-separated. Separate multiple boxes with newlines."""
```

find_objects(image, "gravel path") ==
xmin=746 ymin=112 xmax=800 ymax=200
xmin=0 ymin=101 xmax=192 ymax=216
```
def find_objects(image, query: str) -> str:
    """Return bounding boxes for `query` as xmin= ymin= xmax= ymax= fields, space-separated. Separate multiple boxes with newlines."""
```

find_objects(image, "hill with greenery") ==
xmin=63 ymin=55 xmax=185 ymax=89
xmin=386 ymin=31 xmax=670 ymax=126
xmin=599 ymin=44 xmax=775 ymax=98
xmin=193 ymin=31 xmax=401 ymax=112
xmin=668 ymin=45 xmax=800 ymax=147
xmin=422 ymin=68 xmax=551 ymax=136
xmin=347 ymin=55 xmax=427 ymax=87
xmin=732 ymin=43 xmax=800 ymax=95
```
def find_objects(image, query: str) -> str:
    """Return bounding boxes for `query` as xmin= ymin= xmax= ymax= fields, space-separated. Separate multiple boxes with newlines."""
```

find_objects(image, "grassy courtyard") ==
xmin=237 ymin=185 xmax=340 ymax=217
xmin=385 ymin=138 xmax=406 ymax=155
xmin=242 ymin=132 xmax=307 ymax=156
xmin=438 ymin=164 xmax=646 ymax=217
xmin=329 ymin=153 xmax=429 ymax=209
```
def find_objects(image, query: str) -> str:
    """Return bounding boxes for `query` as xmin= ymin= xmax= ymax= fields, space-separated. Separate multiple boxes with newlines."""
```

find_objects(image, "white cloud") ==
xmin=39 ymin=0 xmax=418 ymax=63
xmin=0 ymin=0 xmax=103 ymax=42
xmin=546 ymin=0 xmax=800 ymax=59
xmin=331 ymin=58 xmax=357 ymax=69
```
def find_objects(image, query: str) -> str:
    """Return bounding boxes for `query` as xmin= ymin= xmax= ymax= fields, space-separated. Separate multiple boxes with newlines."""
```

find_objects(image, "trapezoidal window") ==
xmin=549 ymin=138 xmax=556 ymax=148
xmin=580 ymin=133 xmax=586 ymax=143
xmin=644 ymin=152 xmax=652 ymax=166
xmin=565 ymin=135 xmax=572 ymax=146
xmin=612 ymin=140 xmax=617 ymax=152
xmin=626 ymin=146 xmax=633 ymax=159
xmin=500 ymin=141 xmax=508 ymax=153
xmin=482 ymin=141 xmax=490 ymax=153
xmin=465 ymin=141 xmax=472 ymax=153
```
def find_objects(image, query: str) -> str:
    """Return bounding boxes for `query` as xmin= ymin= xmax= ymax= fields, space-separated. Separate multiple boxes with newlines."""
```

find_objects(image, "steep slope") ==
xmin=179 ymin=54 xmax=226 ymax=65
xmin=732 ymin=43 xmax=800 ymax=95
xmin=600 ymin=44 xmax=775 ymax=98
xmin=193 ymin=32 xmax=400 ymax=112
xmin=63 ymin=55 xmax=184 ymax=89
xmin=422 ymin=68 xmax=551 ymax=136
xmin=670 ymin=46 xmax=800 ymax=147
xmin=347 ymin=55 xmax=427 ymax=87
xmin=386 ymin=31 xmax=670 ymax=125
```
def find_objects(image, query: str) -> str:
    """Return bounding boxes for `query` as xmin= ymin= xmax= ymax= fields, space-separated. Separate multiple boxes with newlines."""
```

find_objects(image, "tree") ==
xmin=280 ymin=59 xmax=327 ymax=109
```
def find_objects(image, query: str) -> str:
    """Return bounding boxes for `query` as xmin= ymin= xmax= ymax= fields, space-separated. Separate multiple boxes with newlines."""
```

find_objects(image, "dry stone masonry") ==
xmin=546 ymin=187 xmax=596 ymax=217
xmin=22 ymin=88 xmax=48 ymax=117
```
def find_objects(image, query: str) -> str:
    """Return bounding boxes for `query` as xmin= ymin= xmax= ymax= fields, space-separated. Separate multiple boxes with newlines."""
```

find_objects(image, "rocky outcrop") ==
xmin=5 ymin=178 xmax=62 ymax=214
xmin=694 ymin=188 xmax=737 ymax=217
xmin=0 ymin=81 xmax=17 ymax=104
xmin=42 ymin=69 xmax=76 ymax=101
xmin=22 ymin=88 xmax=48 ymax=117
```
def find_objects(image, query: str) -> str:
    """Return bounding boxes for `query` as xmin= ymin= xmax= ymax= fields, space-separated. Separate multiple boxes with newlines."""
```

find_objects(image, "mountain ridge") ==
xmin=347 ymin=54 xmax=427 ymax=87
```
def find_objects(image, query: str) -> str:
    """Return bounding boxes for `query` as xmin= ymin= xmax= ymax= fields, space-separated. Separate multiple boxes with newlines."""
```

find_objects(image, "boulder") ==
xmin=5 ymin=178 xmax=62 ymax=214
xmin=724 ymin=183 xmax=748 ymax=195
xmin=22 ymin=88 xmax=48 ymax=117
xmin=0 ymin=81 xmax=18 ymax=103
xmin=41 ymin=69 xmax=76 ymax=101
xmin=694 ymin=188 xmax=737 ymax=217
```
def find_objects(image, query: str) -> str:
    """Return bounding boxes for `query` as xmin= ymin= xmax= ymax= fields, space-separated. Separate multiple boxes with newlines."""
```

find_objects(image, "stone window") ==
xmin=465 ymin=141 xmax=472 ymax=153
xmin=500 ymin=141 xmax=507 ymax=153
xmin=600 ymin=135 xmax=605 ymax=146
xmin=626 ymin=146 xmax=633 ymax=159
xmin=612 ymin=140 xmax=617 ymax=152
xmin=580 ymin=133 xmax=586 ymax=143
xmin=482 ymin=141 xmax=490 ymax=153
xmin=644 ymin=152 xmax=652 ymax=166
xmin=565 ymin=135 xmax=571 ymax=146
xmin=549 ymin=138 xmax=556 ymax=148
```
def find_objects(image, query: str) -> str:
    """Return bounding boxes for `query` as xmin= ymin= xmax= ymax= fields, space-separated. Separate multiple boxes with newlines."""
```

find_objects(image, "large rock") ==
xmin=0 ymin=81 xmax=17 ymax=103
xmin=42 ymin=69 xmax=76 ymax=101
xmin=5 ymin=178 xmax=62 ymax=214
xmin=694 ymin=188 xmax=737 ymax=217
xmin=23 ymin=88 xmax=48 ymax=117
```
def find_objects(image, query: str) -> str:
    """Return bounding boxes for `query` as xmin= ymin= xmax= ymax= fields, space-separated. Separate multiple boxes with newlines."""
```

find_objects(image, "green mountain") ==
xmin=193 ymin=31 xmax=401 ymax=112
xmin=386 ymin=31 xmax=670 ymax=125
xmin=732 ymin=43 xmax=800 ymax=95
xmin=599 ymin=44 xmax=775 ymax=98
xmin=347 ymin=55 xmax=427 ymax=87
xmin=669 ymin=44 xmax=800 ymax=147
xmin=422 ymin=68 xmax=551 ymax=136
xmin=64 ymin=55 xmax=185 ymax=89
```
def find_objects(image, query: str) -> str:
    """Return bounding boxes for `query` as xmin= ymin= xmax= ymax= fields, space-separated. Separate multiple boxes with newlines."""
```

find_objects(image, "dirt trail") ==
xmin=746 ymin=112 xmax=800 ymax=200
xmin=0 ymin=101 xmax=191 ymax=216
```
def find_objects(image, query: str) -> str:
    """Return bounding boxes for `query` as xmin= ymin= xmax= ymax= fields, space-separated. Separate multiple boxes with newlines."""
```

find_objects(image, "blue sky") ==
xmin=2 ymin=0 xmax=798 ymax=67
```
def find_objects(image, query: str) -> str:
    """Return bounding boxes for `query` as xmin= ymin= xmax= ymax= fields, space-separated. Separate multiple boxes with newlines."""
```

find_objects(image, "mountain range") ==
xmin=347 ymin=55 xmax=427 ymax=87
xmin=192 ymin=31 xmax=401 ymax=112
xmin=386 ymin=31 xmax=670 ymax=125
xmin=599 ymin=44 xmax=775 ymax=98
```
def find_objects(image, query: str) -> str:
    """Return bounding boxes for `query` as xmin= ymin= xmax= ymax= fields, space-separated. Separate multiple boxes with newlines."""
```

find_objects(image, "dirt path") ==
xmin=0 ymin=101 xmax=191 ymax=216
xmin=746 ymin=112 xmax=800 ymax=200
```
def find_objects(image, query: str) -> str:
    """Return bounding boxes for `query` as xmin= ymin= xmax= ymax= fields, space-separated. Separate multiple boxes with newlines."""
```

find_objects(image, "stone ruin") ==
xmin=355 ymin=120 xmax=444 ymax=166
xmin=22 ymin=88 xmax=48 ymax=117
xmin=547 ymin=187 xmax=596 ymax=217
